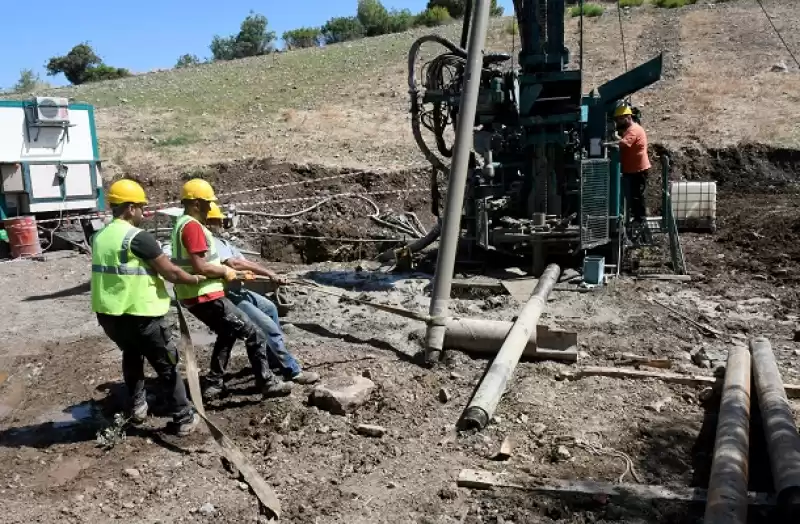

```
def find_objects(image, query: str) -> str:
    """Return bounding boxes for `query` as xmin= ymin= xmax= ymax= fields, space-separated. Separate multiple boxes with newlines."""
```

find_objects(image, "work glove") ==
xmin=224 ymin=268 xmax=238 ymax=282
xmin=238 ymin=270 xmax=256 ymax=281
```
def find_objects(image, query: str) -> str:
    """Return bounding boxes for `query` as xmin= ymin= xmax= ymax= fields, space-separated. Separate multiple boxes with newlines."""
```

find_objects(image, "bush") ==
xmin=426 ymin=0 xmax=503 ymax=17
xmin=210 ymin=11 xmax=276 ymax=61
xmin=46 ymin=43 xmax=129 ymax=85
xmin=357 ymin=0 xmax=391 ymax=37
xmin=652 ymin=0 xmax=696 ymax=7
xmin=415 ymin=6 xmax=451 ymax=27
xmin=82 ymin=64 xmax=131 ymax=83
xmin=13 ymin=69 xmax=39 ymax=93
xmin=321 ymin=16 xmax=365 ymax=44
xmin=619 ymin=0 xmax=644 ymax=6
xmin=283 ymin=27 xmax=321 ymax=49
xmin=569 ymin=3 xmax=605 ymax=17
xmin=388 ymin=8 xmax=415 ymax=33
xmin=176 ymin=54 xmax=201 ymax=68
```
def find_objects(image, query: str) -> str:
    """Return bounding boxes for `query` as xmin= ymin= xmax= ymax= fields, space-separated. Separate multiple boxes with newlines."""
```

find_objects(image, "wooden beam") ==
xmin=456 ymin=469 xmax=774 ymax=506
xmin=559 ymin=366 xmax=800 ymax=399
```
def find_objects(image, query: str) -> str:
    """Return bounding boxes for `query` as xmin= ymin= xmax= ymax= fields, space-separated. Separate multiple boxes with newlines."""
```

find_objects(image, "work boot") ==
xmin=262 ymin=379 xmax=293 ymax=398
xmin=176 ymin=413 xmax=201 ymax=437
xmin=131 ymin=402 xmax=148 ymax=424
xmin=202 ymin=382 xmax=225 ymax=401
xmin=288 ymin=371 xmax=320 ymax=385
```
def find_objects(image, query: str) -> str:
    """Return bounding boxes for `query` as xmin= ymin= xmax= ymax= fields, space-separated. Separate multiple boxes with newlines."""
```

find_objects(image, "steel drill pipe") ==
xmin=460 ymin=264 xmax=561 ymax=430
xmin=424 ymin=0 xmax=493 ymax=365
xmin=751 ymin=336 xmax=800 ymax=520
xmin=704 ymin=344 xmax=751 ymax=524
xmin=442 ymin=318 xmax=578 ymax=362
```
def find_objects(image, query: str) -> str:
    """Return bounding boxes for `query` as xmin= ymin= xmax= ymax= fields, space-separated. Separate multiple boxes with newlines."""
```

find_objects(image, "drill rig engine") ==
xmin=408 ymin=0 xmax=663 ymax=275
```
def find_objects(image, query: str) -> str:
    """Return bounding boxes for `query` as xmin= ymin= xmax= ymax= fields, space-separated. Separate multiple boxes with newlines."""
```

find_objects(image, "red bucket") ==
xmin=4 ymin=216 xmax=42 ymax=258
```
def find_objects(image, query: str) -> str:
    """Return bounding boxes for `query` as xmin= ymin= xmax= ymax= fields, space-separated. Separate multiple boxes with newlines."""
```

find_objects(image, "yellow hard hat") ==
xmin=207 ymin=202 xmax=226 ymax=220
xmin=181 ymin=178 xmax=217 ymax=201
xmin=108 ymin=179 xmax=147 ymax=205
xmin=613 ymin=105 xmax=633 ymax=117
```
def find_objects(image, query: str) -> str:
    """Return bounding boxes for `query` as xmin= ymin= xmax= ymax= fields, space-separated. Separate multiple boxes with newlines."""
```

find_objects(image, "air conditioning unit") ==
xmin=33 ymin=97 xmax=70 ymax=124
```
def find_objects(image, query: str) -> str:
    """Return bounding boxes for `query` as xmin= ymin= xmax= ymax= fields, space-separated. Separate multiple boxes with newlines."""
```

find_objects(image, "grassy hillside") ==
xmin=4 ymin=0 xmax=798 ymax=177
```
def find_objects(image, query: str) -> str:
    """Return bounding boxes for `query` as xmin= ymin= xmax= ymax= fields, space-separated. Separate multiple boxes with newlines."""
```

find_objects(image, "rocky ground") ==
xmin=1 ymin=147 xmax=799 ymax=523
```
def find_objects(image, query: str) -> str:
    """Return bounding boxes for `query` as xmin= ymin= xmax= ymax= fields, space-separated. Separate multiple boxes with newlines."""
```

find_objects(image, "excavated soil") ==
xmin=1 ymin=145 xmax=799 ymax=523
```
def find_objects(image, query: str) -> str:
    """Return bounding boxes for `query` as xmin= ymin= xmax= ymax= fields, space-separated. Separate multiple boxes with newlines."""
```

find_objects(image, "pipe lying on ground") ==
xmin=442 ymin=318 xmax=578 ymax=362
xmin=704 ymin=344 xmax=751 ymax=524
xmin=751 ymin=336 xmax=800 ymax=521
xmin=460 ymin=264 xmax=561 ymax=430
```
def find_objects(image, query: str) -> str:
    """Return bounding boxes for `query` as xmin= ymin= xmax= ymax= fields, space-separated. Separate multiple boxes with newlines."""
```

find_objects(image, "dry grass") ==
xmin=2 ymin=2 xmax=797 ymax=177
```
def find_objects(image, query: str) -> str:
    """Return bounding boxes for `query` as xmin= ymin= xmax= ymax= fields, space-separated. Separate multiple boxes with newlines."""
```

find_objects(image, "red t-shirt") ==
xmin=180 ymin=220 xmax=225 ymax=307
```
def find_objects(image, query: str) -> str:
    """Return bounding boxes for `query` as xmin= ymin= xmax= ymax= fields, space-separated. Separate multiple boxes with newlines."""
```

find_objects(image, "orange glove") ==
xmin=238 ymin=270 xmax=255 ymax=281
xmin=224 ymin=268 xmax=238 ymax=282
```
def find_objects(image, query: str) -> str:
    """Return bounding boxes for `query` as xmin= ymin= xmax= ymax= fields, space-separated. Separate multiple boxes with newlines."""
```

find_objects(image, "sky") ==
xmin=0 ymin=0 xmax=514 ymax=89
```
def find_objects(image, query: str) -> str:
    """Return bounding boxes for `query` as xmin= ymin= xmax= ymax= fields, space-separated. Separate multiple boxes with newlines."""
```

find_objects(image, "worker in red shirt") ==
xmin=613 ymin=105 xmax=651 ymax=226
xmin=169 ymin=179 xmax=292 ymax=400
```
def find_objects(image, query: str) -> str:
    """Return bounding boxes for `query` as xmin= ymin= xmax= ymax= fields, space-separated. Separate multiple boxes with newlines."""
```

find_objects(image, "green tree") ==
xmin=388 ymin=8 xmax=415 ymax=33
xmin=176 ymin=54 xmax=201 ymax=68
xmin=426 ymin=0 xmax=503 ymax=17
xmin=210 ymin=11 xmax=276 ymax=61
xmin=321 ymin=16 xmax=365 ymax=44
xmin=46 ymin=43 xmax=129 ymax=85
xmin=283 ymin=27 xmax=321 ymax=49
xmin=415 ymin=6 xmax=451 ymax=27
xmin=357 ymin=0 xmax=390 ymax=37
xmin=13 ymin=69 xmax=39 ymax=93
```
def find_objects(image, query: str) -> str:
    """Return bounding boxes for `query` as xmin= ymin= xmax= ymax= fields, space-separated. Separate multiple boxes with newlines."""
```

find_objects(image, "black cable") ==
xmin=617 ymin=0 xmax=628 ymax=72
xmin=755 ymin=0 xmax=800 ymax=69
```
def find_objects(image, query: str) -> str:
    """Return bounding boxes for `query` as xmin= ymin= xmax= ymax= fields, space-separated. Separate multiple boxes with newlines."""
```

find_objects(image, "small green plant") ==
xmin=569 ymin=3 xmax=605 ymax=17
xmin=652 ymin=0 xmax=696 ymax=8
xmin=619 ymin=0 xmax=645 ymax=7
xmin=415 ymin=6 xmax=451 ymax=27
xmin=505 ymin=19 xmax=518 ymax=36
xmin=155 ymin=133 xmax=200 ymax=147
xmin=96 ymin=412 xmax=129 ymax=450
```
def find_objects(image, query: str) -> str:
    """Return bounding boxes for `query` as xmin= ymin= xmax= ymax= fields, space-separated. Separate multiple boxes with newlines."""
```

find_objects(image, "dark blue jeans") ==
xmin=226 ymin=288 xmax=302 ymax=378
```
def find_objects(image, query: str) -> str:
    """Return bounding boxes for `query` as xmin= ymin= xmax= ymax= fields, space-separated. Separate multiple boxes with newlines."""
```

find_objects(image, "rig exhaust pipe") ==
xmin=424 ymin=0 xmax=493 ymax=365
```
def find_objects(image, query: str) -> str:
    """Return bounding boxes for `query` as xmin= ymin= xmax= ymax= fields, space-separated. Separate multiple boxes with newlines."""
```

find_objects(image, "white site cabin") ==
xmin=0 ymin=97 xmax=104 ymax=220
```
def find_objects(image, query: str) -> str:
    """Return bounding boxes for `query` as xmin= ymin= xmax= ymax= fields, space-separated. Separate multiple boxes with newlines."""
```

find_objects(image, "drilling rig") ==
xmin=408 ymin=0 xmax=664 ymax=276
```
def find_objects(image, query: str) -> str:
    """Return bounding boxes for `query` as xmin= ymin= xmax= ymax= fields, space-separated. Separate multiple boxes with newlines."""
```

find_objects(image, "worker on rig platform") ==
xmin=205 ymin=202 xmax=320 ymax=385
xmin=170 ymin=179 xmax=293 ymax=400
xmin=91 ymin=179 xmax=201 ymax=437
xmin=613 ymin=104 xmax=651 ymax=234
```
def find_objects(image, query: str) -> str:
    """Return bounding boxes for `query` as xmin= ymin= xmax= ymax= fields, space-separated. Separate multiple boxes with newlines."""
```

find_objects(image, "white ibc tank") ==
xmin=671 ymin=181 xmax=717 ymax=227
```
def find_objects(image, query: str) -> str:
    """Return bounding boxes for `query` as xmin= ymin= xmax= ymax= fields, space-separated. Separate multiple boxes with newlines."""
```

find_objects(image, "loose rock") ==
xmin=308 ymin=376 xmax=375 ymax=415
xmin=438 ymin=388 xmax=451 ymax=403
xmin=355 ymin=424 xmax=386 ymax=438
xmin=199 ymin=502 xmax=215 ymax=515
xmin=123 ymin=468 xmax=140 ymax=479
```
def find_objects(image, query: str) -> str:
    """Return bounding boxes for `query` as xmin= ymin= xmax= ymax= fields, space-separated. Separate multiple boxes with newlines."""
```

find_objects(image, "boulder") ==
xmin=308 ymin=376 xmax=375 ymax=415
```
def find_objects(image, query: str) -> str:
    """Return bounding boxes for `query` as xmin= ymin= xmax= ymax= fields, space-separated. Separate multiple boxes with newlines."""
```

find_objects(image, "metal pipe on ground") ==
xmin=460 ymin=264 xmax=561 ymax=430
xmin=424 ymin=0 xmax=493 ymax=366
xmin=704 ymin=344 xmax=751 ymax=524
xmin=442 ymin=318 xmax=578 ymax=362
xmin=751 ymin=336 xmax=800 ymax=521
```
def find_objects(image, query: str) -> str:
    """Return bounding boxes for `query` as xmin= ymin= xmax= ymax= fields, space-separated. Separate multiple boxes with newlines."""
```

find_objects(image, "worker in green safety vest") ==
xmin=169 ymin=178 xmax=292 ymax=400
xmin=91 ymin=178 xmax=203 ymax=437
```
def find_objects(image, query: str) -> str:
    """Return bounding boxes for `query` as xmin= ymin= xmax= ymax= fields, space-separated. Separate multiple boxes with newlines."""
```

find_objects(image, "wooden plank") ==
xmin=634 ymin=274 xmax=693 ymax=282
xmin=616 ymin=353 xmax=673 ymax=369
xmin=456 ymin=469 xmax=775 ymax=506
xmin=559 ymin=366 xmax=800 ymax=399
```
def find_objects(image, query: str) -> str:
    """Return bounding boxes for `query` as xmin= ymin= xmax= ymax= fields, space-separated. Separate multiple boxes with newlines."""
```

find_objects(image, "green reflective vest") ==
xmin=170 ymin=214 xmax=225 ymax=300
xmin=91 ymin=219 xmax=171 ymax=317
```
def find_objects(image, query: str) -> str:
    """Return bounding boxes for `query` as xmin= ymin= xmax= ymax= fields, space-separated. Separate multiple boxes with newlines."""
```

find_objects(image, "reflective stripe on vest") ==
xmin=170 ymin=214 xmax=225 ymax=300
xmin=92 ymin=227 xmax=157 ymax=276
xmin=90 ymin=219 xmax=170 ymax=317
